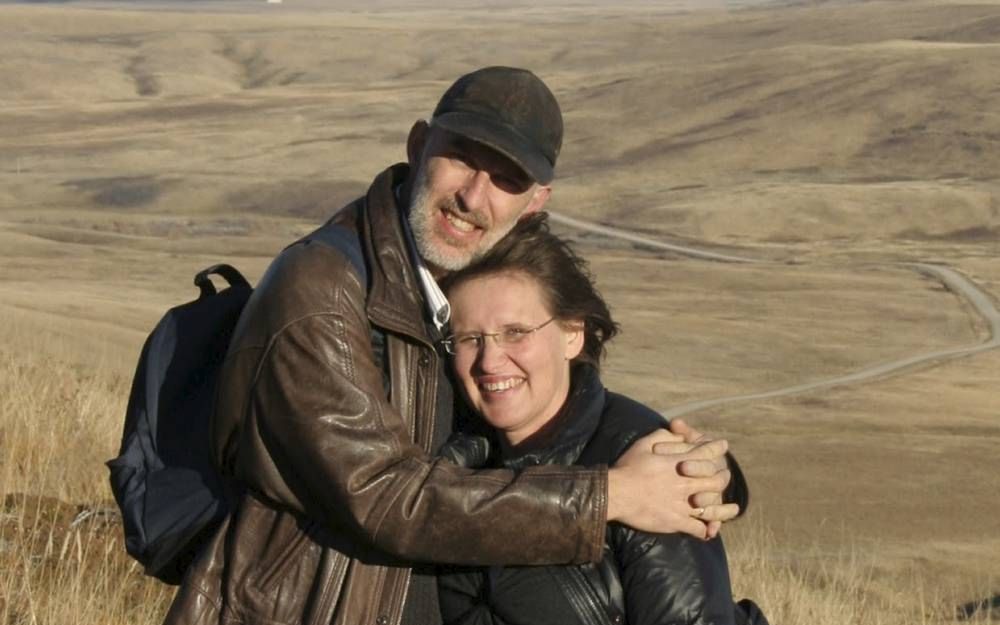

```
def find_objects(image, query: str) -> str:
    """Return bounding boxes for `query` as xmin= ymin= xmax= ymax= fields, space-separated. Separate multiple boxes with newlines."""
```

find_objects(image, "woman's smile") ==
xmin=478 ymin=377 xmax=525 ymax=393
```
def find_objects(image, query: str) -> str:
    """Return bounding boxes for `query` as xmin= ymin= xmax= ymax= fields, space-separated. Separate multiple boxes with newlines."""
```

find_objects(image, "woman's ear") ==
xmin=563 ymin=321 xmax=585 ymax=361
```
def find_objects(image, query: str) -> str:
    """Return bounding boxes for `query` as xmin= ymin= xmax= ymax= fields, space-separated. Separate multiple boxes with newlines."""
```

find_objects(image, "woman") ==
xmin=436 ymin=213 xmax=766 ymax=625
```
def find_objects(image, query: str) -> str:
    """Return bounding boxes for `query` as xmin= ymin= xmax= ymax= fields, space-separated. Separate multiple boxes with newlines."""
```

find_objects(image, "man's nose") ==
xmin=457 ymin=169 xmax=490 ymax=212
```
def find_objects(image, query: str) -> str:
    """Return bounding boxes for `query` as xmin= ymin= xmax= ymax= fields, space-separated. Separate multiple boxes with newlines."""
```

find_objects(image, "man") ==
xmin=165 ymin=66 xmax=740 ymax=625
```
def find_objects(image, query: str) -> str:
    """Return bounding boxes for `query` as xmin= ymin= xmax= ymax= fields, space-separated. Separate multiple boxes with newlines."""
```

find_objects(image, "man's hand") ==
xmin=653 ymin=419 xmax=729 ymax=538
xmin=663 ymin=419 xmax=732 ymax=538
xmin=607 ymin=429 xmax=738 ymax=539
xmin=668 ymin=418 xmax=714 ymax=445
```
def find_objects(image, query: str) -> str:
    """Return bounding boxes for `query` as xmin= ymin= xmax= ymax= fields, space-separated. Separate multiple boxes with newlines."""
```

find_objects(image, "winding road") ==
xmin=548 ymin=212 xmax=1000 ymax=418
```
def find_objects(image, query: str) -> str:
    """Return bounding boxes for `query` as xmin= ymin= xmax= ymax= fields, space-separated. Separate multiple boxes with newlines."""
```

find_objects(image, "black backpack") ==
xmin=107 ymin=224 xmax=378 ymax=585
xmin=106 ymin=264 xmax=252 ymax=584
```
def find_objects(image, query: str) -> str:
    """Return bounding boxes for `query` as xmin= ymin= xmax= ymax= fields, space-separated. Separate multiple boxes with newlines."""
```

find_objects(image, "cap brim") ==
xmin=432 ymin=111 xmax=554 ymax=185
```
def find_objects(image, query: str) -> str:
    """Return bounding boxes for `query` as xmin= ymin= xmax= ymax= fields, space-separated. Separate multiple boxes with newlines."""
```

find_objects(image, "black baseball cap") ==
xmin=431 ymin=66 xmax=563 ymax=185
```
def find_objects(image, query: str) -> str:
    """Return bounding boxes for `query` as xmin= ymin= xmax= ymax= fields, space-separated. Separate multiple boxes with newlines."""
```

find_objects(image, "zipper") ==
xmin=547 ymin=565 xmax=615 ymax=625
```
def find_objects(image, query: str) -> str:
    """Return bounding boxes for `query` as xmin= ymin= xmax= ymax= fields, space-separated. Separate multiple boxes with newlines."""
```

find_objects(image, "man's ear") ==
xmin=522 ymin=184 xmax=552 ymax=215
xmin=406 ymin=120 xmax=430 ymax=167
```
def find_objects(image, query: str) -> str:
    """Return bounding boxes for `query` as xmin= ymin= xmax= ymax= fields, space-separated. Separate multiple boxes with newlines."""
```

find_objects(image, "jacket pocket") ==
xmin=232 ymin=497 xmax=327 ymax=624
xmin=255 ymin=517 xmax=316 ymax=593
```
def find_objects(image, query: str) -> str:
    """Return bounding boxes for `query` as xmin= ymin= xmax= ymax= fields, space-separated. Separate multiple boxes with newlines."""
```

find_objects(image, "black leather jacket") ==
xmin=438 ymin=365 xmax=764 ymax=625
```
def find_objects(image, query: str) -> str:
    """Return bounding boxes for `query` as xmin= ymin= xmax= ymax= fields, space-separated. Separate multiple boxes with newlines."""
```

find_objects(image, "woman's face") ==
xmin=447 ymin=271 xmax=584 ymax=446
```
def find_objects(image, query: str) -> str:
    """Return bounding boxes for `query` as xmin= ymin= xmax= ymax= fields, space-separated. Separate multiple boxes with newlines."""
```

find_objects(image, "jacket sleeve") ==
xmin=224 ymin=243 xmax=606 ymax=566
xmin=611 ymin=525 xmax=738 ymax=625
xmin=724 ymin=452 xmax=749 ymax=515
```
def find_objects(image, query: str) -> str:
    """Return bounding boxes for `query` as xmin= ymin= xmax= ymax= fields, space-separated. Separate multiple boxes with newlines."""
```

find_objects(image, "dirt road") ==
xmin=549 ymin=211 xmax=1000 ymax=419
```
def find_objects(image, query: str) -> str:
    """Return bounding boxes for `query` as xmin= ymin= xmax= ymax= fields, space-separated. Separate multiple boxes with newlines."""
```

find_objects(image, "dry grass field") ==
xmin=1 ymin=0 xmax=998 ymax=623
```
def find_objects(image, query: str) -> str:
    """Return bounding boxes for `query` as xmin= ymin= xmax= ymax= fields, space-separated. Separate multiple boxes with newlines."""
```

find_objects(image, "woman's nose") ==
xmin=475 ymin=336 xmax=508 ymax=371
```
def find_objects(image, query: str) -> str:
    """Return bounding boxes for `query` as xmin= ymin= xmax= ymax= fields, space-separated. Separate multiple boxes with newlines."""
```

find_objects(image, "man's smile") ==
xmin=444 ymin=209 xmax=478 ymax=233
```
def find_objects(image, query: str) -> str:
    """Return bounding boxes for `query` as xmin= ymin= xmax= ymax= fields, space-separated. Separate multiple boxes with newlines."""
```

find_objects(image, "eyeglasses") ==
xmin=441 ymin=318 xmax=555 ymax=356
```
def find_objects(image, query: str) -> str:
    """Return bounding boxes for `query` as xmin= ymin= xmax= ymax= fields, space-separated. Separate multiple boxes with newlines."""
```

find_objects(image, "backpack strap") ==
xmin=301 ymin=224 xmax=368 ymax=287
xmin=194 ymin=264 xmax=251 ymax=299
xmin=298 ymin=223 xmax=388 ymax=392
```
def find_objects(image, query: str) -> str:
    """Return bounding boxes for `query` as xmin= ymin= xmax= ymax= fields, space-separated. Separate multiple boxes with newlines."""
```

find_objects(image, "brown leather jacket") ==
xmin=163 ymin=165 xmax=607 ymax=625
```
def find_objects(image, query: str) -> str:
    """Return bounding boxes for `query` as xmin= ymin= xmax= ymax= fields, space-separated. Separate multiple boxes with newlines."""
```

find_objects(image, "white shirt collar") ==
xmin=396 ymin=185 xmax=451 ymax=333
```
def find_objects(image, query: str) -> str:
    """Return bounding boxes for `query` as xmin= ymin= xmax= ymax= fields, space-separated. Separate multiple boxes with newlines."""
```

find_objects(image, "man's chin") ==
xmin=429 ymin=252 xmax=475 ymax=274
xmin=418 ymin=239 xmax=477 ymax=274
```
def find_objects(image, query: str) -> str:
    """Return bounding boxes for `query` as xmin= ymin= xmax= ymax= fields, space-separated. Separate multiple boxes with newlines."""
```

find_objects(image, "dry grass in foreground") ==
xmin=0 ymin=310 xmax=172 ymax=625
xmin=0 ymin=307 xmax=994 ymax=625
xmin=728 ymin=518 xmax=996 ymax=625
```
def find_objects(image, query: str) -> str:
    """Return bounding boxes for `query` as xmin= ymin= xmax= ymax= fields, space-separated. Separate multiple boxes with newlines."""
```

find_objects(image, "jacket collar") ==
xmin=501 ymin=365 xmax=606 ymax=470
xmin=361 ymin=164 xmax=435 ymax=343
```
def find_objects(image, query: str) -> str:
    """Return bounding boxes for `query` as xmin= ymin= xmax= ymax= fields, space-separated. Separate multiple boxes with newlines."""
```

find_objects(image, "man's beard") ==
xmin=407 ymin=165 xmax=519 ymax=273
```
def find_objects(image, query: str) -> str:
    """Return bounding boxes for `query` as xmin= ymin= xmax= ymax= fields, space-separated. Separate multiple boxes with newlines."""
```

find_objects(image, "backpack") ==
xmin=107 ymin=264 xmax=252 ymax=584
xmin=107 ymin=224 xmax=379 ymax=585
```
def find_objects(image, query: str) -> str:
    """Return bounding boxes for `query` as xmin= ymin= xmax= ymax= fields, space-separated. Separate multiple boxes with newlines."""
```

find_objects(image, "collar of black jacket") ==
xmin=500 ymin=364 xmax=606 ymax=470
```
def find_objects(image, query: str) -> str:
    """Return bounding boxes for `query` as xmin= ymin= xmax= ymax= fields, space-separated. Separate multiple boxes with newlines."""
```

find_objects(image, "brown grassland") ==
xmin=0 ymin=0 xmax=998 ymax=623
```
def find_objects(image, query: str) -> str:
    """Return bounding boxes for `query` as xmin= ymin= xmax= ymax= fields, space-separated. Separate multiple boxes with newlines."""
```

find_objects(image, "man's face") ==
xmin=408 ymin=126 xmax=551 ymax=273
